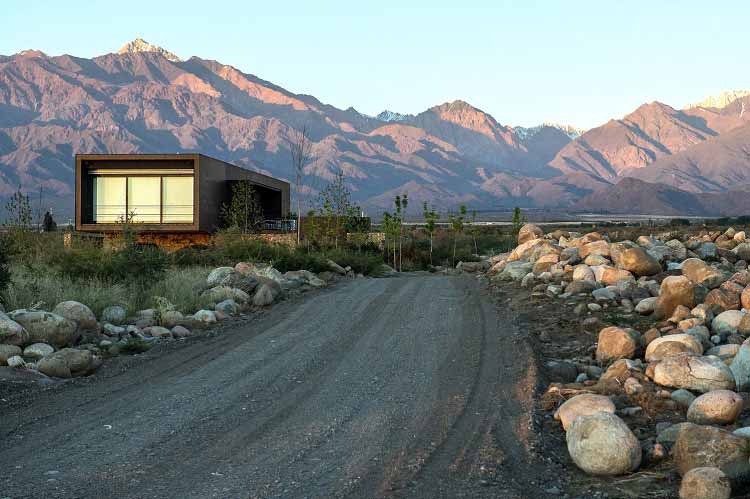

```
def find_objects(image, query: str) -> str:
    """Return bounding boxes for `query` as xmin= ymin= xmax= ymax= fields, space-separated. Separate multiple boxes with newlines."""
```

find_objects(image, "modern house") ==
xmin=75 ymin=154 xmax=291 ymax=242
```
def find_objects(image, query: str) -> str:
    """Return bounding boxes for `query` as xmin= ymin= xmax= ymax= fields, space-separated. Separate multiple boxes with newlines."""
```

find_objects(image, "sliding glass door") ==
xmin=92 ymin=174 xmax=194 ymax=224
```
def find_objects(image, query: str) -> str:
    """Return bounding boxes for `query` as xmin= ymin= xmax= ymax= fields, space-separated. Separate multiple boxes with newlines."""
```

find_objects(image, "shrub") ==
xmin=2 ymin=267 xmax=129 ymax=316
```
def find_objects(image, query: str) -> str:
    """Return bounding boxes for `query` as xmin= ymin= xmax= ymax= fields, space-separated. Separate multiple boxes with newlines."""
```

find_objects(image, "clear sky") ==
xmin=4 ymin=0 xmax=747 ymax=129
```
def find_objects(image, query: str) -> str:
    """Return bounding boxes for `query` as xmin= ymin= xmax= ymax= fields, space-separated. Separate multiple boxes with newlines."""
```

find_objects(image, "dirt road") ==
xmin=0 ymin=274 xmax=553 ymax=499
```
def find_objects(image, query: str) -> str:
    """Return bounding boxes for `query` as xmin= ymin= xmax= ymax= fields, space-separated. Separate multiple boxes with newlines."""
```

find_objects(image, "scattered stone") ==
xmin=596 ymin=327 xmax=639 ymax=362
xmin=8 ymin=310 xmax=77 ymax=348
xmin=215 ymin=299 xmax=239 ymax=316
xmin=566 ymin=412 xmax=641 ymax=475
xmin=652 ymin=353 xmax=735 ymax=393
xmin=687 ymin=390 xmax=743 ymax=425
xmin=712 ymin=310 xmax=746 ymax=335
xmin=52 ymin=301 xmax=98 ymax=331
xmin=679 ymin=467 xmax=731 ymax=499
xmin=682 ymin=258 xmax=725 ymax=289
xmin=171 ymin=325 xmax=191 ymax=338
xmin=518 ymin=224 xmax=544 ymax=245
xmin=0 ymin=344 xmax=22 ymax=365
xmin=7 ymin=355 xmax=25 ymax=368
xmin=0 ymin=312 xmax=29 ymax=346
xmin=654 ymin=276 xmax=696 ymax=320
xmin=193 ymin=310 xmax=217 ymax=324
xmin=635 ymin=296 xmax=658 ymax=315
xmin=554 ymin=393 xmax=616 ymax=430
xmin=101 ymin=305 xmax=127 ymax=325
xmin=645 ymin=334 xmax=703 ymax=362
xmin=37 ymin=348 xmax=99 ymax=378
xmin=22 ymin=342 xmax=54 ymax=360
xmin=619 ymin=247 xmax=662 ymax=276
xmin=673 ymin=424 xmax=750 ymax=482
xmin=206 ymin=267 xmax=235 ymax=287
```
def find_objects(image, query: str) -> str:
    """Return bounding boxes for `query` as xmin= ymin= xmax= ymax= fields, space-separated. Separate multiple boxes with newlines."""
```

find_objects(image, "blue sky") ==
xmin=3 ymin=1 xmax=747 ymax=129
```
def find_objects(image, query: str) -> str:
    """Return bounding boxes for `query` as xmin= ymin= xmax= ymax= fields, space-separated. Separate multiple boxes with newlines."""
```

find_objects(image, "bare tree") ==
xmin=288 ymin=123 xmax=313 ymax=244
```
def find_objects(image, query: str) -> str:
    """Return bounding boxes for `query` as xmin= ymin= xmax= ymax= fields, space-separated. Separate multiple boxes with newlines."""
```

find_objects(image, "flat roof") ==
xmin=76 ymin=153 xmax=289 ymax=187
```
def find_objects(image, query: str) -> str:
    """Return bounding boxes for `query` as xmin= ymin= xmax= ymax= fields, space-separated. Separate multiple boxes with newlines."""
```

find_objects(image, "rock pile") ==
xmin=487 ymin=223 xmax=750 ymax=492
xmin=0 ymin=260 xmax=355 ymax=379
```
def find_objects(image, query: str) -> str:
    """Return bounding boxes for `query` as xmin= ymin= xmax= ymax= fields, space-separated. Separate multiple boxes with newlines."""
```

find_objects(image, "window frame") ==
xmin=92 ymin=172 xmax=195 ymax=225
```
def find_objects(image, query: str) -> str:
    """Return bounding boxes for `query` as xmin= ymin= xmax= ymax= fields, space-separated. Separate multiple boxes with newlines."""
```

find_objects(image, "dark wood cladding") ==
xmin=75 ymin=154 xmax=290 ymax=233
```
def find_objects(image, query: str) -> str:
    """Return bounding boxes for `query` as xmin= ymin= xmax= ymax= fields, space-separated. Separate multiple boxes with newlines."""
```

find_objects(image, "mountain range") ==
xmin=1 ymin=38 xmax=750 ymax=219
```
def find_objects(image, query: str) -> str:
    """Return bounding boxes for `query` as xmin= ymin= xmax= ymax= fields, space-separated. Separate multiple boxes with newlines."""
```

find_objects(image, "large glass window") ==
xmin=92 ymin=174 xmax=193 ymax=224
xmin=162 ymin=176 xmax=194 ymax=223
xmin=93 ymin=177 xmax=126 ymax=223
xmin=127 ymin=177 xmax=161 ymax=223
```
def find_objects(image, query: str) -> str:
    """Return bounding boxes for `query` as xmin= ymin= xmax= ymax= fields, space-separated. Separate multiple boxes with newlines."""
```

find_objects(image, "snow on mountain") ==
xmin=688 ymin=90 xmax=750 ymax=109
xmin=514 ymin=123 xmax=584 ymax=140
xmin=376 ymin=110 xmax=412 ymax=122
xmin=116 ymin=38 xmax=183 ymax=62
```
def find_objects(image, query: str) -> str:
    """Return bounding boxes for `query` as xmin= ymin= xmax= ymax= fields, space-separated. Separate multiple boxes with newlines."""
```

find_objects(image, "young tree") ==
xmin=448 ymin=205 xmax=467 ymax=267
xmin=470 ymin=209 xmax=479 ymax=256
xmin=422 ymin=202 xmax=439 ymax=265
xmin=315 ymin=171 xmax=360 ymax=248
xmin=5 ymin=188 xmax=32 ymax=230
xmin=288 ymin=123 xmax=313 ymax=245
xmin=221 ymin=181 xmax=264 ymax=233
xmin=511 ymin=207 xmax=525 ymax=236
xmin=395 ymin=193 xmax=408 ymax=271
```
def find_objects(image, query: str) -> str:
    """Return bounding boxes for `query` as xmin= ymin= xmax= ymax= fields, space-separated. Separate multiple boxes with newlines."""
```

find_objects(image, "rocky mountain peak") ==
xmin=688 ymin=90 xmax=750 ymax=110
xmin=376 ymin=110 xmax=411 ymax=122
xmin=116 ymin=38 xmax=183 ymax=62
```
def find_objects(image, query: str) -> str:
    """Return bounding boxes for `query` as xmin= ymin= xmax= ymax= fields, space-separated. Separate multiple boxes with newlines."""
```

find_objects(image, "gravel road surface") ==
xmin=0 ymin=274 xmax=548 ymax=499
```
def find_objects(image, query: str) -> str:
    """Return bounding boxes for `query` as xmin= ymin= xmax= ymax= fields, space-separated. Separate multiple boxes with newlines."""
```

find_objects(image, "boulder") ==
xmin=206 ymin=267 xmax=235 ymax=287
xmin=687 ymin=390 xmax=743 ymax=425
xmin=22 ymin=342 xmax=54 ymax=360
xmin=679 ymin=467 xmax=731 ymax=499
xmin=8 ymin=310 xmax=77 ymax=348
xmin=236 ymin=263 xmax=285 ymax=284
xmin=635 ymin=297 xmax=658 ymax=315
xmin=729 ymin=341 xmax=750 ymax=391
xmin=698 ymin=243 xmax=719 ymax=260
xmin=652 ymin=353 xmax=735 ymax=393
xmin=0 ymin=312 xmax=29 ymax=346
xmin=712 ymin=310 xmax=746 ymax=335
xmin=572 ymin=264 xmax=595 ymax=282
xmin=704 ymin=288 xmax=741 ymax=312
xmin=735 ymin=243 xmax=750 ymax=261
xmin=596 ymin=327 xmax=639 ymax=362
xmin=101 ymin=305 xmax=127 ymax=325
xmin=619 ymin=247 xmax=662 ymax=276
xmin=506 ymin=239 xmax=545 ymax=262
xmin=672 ymin=389 xmax=697 ymax=409
xmin=706 ymin=343 xmax=740 ymax=364
xmin=682 ymin=259 xmax=725 ymax=289
xmin=327 ymin=259 xmax=347 ymax=275
xmin=253 ymin=284 xmax=275 ymax=307
xmin=580 ymin=240 xmax=610 ymax=259
xmin=7 ymin=355 xmax=24 ymax=368
xmin=171 ymin=325 xmax=191 ymax=338
xmin=220 ymin=272 xmax=259 ymax=294
xmin=52 ymin=301 xmax=98 ymax=331
xmin=159 ymin=310 xmax=184 ymax=329
xmin=500 ymin=261 xmax=533 ymax=281
xmin=673 ymin=425 xmax=750 ymax=482
xmin=584 ymin=255 xmax=610 ymax=266
xmin=654 ymin=276 xmax=695 ymax=320
xmin=145 ymin=326 xmax=172 ymax=338
xmin=741 ymin=287 xmax=750 ymax=310
xmin=0 ymin=344 xmax=22 ymax=365
xmin=193 ymin=310 xmax=217 ymax=324
xmin=592 ymin=265 xmax=634 ymax=286
xmin=644 ymin=334 xmax=703 ymax=362
xmin=554 ymin=393 xmax=615 ymax=430
xmin=215 ymin=299 xmax=239 ymax=316
xmin=518 ymin=224 xmax=544 ymax=245
xmin=37 ymin=348 xmax=99 ymax=378
xmin=566 ymin=412 xmax=641 ymax=475
xmin=566 ymin=280 xmax=597 ymax=295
